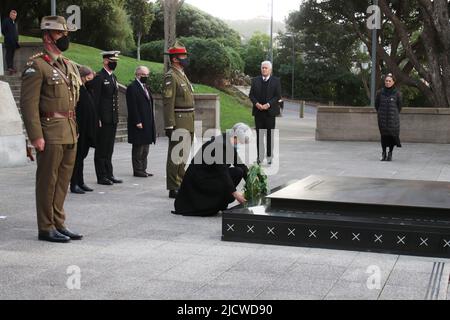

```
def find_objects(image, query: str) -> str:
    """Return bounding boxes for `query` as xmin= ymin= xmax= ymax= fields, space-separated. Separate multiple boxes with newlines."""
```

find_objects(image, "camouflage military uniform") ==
xmin=163 ymin=66 xmax=195 ymax=191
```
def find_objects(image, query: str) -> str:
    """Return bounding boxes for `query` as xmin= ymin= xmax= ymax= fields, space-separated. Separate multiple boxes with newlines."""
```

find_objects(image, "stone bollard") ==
xmin=0 ymin=44 xmax=4 ymax=76
xmin=300 ymin=100 xmax=305 ymax=118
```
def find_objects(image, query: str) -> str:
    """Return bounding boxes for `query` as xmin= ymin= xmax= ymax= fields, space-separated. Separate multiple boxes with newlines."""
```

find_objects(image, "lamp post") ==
xmin=51 ymin=0 xmax=57 ymax=15
xmin=268 ymin=0 xmax=274 ymax=62
xmin=370 ymin=0 xmax=379 ymax=108
xmin=285 ymin=33 xmax=295 ymax=100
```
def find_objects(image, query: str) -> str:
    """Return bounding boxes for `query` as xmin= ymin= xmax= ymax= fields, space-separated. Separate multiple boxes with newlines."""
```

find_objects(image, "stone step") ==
xmin=115 ymin=135 xmax=128 ymax=143
xmin=0 ymin=76 xmax=21 ymax=82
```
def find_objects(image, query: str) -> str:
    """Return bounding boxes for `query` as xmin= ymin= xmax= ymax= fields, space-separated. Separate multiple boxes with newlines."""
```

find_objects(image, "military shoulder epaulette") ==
xmin=26 ymin=52 xmax=44 ymax=66
xmin=30 ymin=52 xmax=44 ymax=59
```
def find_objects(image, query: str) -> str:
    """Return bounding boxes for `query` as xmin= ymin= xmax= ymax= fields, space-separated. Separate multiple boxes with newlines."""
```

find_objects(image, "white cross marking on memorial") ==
xmin=374 ymin=234 xmax=383 ymax=243
xmin=247 ymin=225 xmax=255 ymax=234
xmin=397 ymin=236 xmax=406 ymax=245
xmin=288 ymin=228 xmax=296 ymax=237
xmin=227 ymin=224 xmax=235 ymax=232
xmin=420 ymin=237 xmax=429 ymax=247
xmin=330 ymin=231 xmax=339 ymax=240
xmin=267 ymin=227 xmax=276 ymax=236
xmin=309 ymin=229 xmax=317 ymax=238
xmin=352 ymin=233 xmax=361 ymax=241
xmin=443 ymin=240 xmax=450 ymax=248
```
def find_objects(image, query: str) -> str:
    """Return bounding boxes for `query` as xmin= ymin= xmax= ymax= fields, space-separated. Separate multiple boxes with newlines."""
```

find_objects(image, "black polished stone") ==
xmin=222 ymin=176 xmax=450 ymax=258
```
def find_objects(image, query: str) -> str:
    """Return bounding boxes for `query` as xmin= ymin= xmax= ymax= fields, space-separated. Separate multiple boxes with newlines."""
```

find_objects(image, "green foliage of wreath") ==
xmin=244 ymin=164 xmax=269 ymax=200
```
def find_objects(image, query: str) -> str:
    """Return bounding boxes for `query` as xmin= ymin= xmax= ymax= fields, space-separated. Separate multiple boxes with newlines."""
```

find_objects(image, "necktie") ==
xmin=143 ymin=85 xmax=150 ymax=99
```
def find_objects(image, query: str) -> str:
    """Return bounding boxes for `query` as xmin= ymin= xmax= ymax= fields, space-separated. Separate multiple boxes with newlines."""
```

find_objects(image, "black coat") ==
xmin=174 ymin=134 xmax=249 ymax=217
xmin=90 ymin=68 xmax=119 ymax=125
xmin=249 ymin=76 xmax=282 ymax=118
xmin=126 ymin=80 xmax=156 ymax=145
xmin=1 ymin=17 xmax=19 ymax=48
xmin=76 ymin=85 xmax=97 ymax=148
xmin=375 ymin=87 xmax=402 ymax=137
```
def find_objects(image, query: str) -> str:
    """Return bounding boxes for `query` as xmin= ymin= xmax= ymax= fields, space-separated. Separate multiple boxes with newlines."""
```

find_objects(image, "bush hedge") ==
xmin=140 ymin=37 xmax=244 ymax=86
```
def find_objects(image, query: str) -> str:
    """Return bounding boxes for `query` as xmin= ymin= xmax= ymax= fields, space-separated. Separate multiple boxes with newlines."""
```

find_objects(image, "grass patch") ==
xmin=195 ymin=84 xmax=253 ymax=130
xmin=0 ymin=35 xmax=42 ymax=43
xmin=64 ymin=42 xmax=164 ymax=85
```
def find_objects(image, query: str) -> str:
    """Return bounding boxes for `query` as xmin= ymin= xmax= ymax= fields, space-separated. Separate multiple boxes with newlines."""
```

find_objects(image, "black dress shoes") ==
xmin=145 ymin=172 xmax=154 ymax=177
xmin=98 ymin=178 xmax=114 ymax=185
xmin=134 ymin=172 xmax=148 ymax=178
xmin=57 ymin=228 xmax=83 ymax=240
xmin=387 ymin=151 xmax=393 ymax=161
xmin=80 ymin=184 xmax=94 ymax=192
xmin=381 ymin=152 xmax=387 ymax=161
xmin=169 ymin=190 xmax=179 ymax=199
xmin=38 ymin=230 xmax=71 ymax=243
xmin=70 ymin=185 xmax=86 ymax=194
xmin=108 ymin=176 xmax=123 ymax=184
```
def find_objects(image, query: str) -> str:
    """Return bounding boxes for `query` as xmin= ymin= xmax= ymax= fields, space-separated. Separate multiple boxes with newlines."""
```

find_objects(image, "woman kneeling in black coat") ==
xmin=174 ymin=123 xmax=251 ymax=217
xmin=375 ymin=73 xmax=403 ymax=162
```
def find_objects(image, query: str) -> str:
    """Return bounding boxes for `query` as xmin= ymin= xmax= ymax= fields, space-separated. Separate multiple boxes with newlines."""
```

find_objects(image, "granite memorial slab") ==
xmin=222 ymin=175 xmax=450 ymax=258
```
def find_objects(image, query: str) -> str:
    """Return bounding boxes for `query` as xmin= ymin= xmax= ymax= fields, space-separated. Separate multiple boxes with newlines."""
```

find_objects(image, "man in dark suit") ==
xmin=1 ymin=10 xmax=20 ymax=74
xmin=249 ymin=61 xmax=282 ymax=165
xmin=126 ymin=66 xmax=156 ymax=177
xmin=91 ymin=51 xmax=123 ymax=185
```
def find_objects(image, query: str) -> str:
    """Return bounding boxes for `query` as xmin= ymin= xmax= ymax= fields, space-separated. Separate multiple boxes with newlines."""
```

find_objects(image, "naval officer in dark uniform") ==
xmin=91 ymin=51 xmax=123 ymax=185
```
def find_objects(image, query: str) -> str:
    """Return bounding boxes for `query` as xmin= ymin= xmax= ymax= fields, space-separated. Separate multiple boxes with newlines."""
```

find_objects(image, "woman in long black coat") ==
xmin=375 ymin=73 xmax=402 ymax=161
xmin=71 ymin=66 xmax=98 ymax=194
xmin=174 ymin=123 xmax=251 ymax=217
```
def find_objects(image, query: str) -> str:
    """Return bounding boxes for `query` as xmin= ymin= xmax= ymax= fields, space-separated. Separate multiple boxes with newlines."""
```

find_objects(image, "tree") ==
xmin=319 ymin=0 xmax=450 ymax=108
xmin=278 ymin=0 xmax=369 ymax=104
xmin=1 ymin=0 xmax=135 ymax=54
xmin=241 ymin=32 xmax=271 ymax=77
xmin=125 ymin=0 xmax=155 ymax=61
xmin=146 ymin=2 xmax=241 ymax=48
xmin=161 ymin=0 xmax=185 ymax=72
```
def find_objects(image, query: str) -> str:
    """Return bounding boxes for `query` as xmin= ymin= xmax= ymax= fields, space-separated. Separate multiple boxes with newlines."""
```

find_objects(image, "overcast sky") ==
xmin=152 ymin=0 xmax=302 ymax=22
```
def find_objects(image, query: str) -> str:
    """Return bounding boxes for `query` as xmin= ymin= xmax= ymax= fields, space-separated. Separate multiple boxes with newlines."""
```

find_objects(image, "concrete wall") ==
xmin=0 ymin=81 xmax=27 ymax=167
xmin=8 ymin=42 xmax=44 ymax=72
xmin=118 ymin=84 xmax=220 ymax=137
xmin=316 ymin=107 xmax=450 ymax=144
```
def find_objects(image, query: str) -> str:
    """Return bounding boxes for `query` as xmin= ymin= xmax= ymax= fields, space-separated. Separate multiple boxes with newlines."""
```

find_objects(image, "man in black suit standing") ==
xmin=91 ymin=51 xmax=123 ymax=185
xmin=249 ymin=61 xmax=282 ymax=165
xmin=1 ymin=10 xmax=20 ymax=75
xmin=126 ymin=66 xmax=156 ymax=177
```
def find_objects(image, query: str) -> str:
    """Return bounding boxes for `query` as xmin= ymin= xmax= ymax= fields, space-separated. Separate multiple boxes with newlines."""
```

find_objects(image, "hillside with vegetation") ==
xmin=1 ymin=36 xmax=252 ymax=130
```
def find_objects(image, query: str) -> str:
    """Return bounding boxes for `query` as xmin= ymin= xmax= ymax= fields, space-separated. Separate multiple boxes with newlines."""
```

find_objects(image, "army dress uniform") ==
xmin=163 ymin=46 xmax=195 ymax=192
xmin=91 ymin=52 xmax=120 ymax=183
xmin=20 ymin=19 xmax=82 ymax=235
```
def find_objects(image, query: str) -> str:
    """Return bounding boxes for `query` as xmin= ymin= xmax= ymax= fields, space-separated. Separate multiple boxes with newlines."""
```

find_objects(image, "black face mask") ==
xmin=178 ymin=57 xmax=190 ymax=68
xmin=140 ymin=76 xmax=149 ymax=84
xmin=84 ymin=79 xmax=93 ymax=89
xmin=55 ymin=35 xmax=70 ymax=52
xmin=108 ymin=61 xmax=117 ymax=71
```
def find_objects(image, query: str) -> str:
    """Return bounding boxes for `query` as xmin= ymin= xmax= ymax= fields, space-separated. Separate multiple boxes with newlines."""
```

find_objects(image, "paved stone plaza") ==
xmin=1 ymin=103 xmax=449 ymax=300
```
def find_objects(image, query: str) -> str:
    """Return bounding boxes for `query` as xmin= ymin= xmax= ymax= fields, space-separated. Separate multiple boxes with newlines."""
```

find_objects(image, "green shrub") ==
xmin=140 ymin=37 xmax=244 ymax=86
xmin=148 ymin=72 xmax=164 ymax=94
xmin=141 ymin=40 xmax=165 ymax=63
